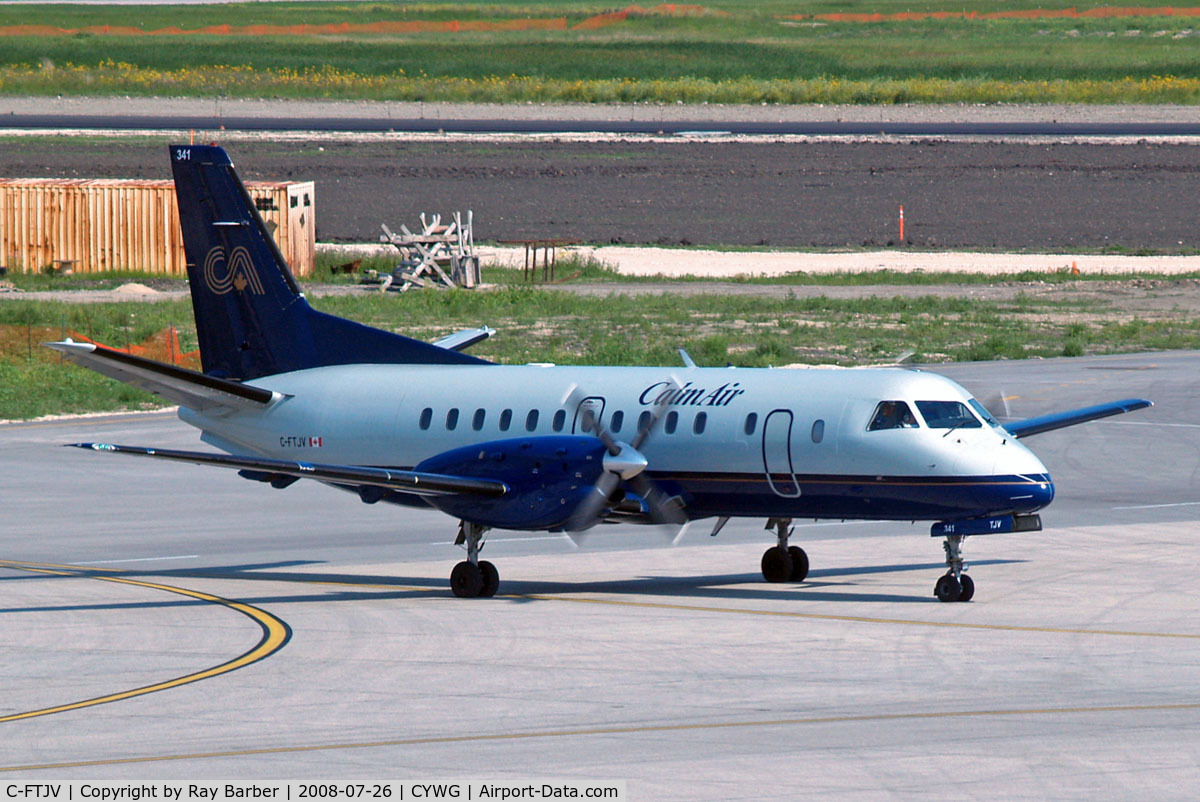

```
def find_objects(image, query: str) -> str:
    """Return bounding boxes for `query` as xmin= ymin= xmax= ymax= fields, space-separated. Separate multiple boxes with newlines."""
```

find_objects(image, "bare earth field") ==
xmin=2 ymin=137 xmax=1199 ymax=250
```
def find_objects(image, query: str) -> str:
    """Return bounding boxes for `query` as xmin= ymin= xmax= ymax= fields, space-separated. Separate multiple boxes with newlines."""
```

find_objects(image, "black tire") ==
xmin=761 ymin=546 xmax=793 ymax=583
xmin=787 ymin=546 xmax=809 ymax=582
xmin=479 ymin=560 xmax=500 ymax=598
xmin=450 ymin=561 xmax=483 ymax=598
xmin=934 ymin=573 xmax=962 ymax=603
xmin=957 ymin=573 xmax=975 ymax=602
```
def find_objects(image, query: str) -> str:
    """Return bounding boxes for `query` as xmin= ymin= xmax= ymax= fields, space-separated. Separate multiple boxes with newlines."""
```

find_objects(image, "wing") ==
xmin=46 ymin=341 xmax=277 ymax=414
xmin=69 ymin=443 xmax=509 ymax=498
xmin=1004 ymin=398 xmax=1152 ymax=439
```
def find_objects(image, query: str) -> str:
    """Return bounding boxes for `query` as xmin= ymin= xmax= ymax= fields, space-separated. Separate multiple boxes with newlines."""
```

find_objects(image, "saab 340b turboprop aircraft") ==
xmin=50 ymin=145 xmax=1152 ymax=601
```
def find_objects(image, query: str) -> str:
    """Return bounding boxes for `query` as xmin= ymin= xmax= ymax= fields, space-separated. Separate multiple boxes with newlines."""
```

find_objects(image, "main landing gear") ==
xmin=761 ymin=518 xmax=809 ymax=583
xmin=934 ymin=533 xmax=974 ymax=603
xmin=450 ymin=520 xmax=499 ymax=598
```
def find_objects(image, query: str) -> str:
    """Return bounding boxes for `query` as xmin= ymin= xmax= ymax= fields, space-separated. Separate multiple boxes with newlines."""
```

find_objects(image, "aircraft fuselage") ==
xmin=180 ymin=362 xmax=1054 ymax=526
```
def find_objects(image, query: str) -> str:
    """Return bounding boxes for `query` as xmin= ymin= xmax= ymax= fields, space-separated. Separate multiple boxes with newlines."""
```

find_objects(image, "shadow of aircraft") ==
xmin=0 ymin=557 xmax=1025 ymax=613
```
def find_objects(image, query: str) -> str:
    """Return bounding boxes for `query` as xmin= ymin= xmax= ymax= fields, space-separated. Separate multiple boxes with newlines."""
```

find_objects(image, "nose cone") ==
xmin=1024 ymin=475 xmax=1055 ymax=512
xmin=991 ymin=438 xmax=1054 ymax=512
xmin=1009 ymin=463 xmax=1054 ymax=513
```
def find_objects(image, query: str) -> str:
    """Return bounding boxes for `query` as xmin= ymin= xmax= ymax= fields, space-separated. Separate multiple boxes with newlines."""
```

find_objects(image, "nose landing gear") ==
xmin=934 ymin=534 xmax=974 ymax=603
xmin=931 ymin=513 xmax=1041 ymax=602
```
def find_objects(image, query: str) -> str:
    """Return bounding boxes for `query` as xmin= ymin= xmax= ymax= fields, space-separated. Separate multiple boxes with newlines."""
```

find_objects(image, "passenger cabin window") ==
xmin=664 ymin=411 xmax=679 ymax=434
xmin=552 ymin=410 xmax=566 ymax=432
xmin=610 ymin=410 xmax=625 ymax=433
xmin=418 ymin=408 xmax=433 ymax=431
xmin=446 ymin=409 xmax=460 ymax=430
xmin=744 ymin=412 xmax=758 ymax=436
xmin=637 ymin=411 xmax=653 ymax=436
xmin=472 ymin=409 xmax=486 ymax=431
xmin=499 ymin=409 xmax=513 ymax=431
xmin=525 ymin=410 xmax=539 ymax=432
xmin=867 ymin=401 xmax=918 ymax=431
xmin=811 ymin=419 xmax=825 ymax=443
xmin=916 ymin=400 xmax=981 ymax=429
xmin=693 ymin=411 xmax=707 ymax=435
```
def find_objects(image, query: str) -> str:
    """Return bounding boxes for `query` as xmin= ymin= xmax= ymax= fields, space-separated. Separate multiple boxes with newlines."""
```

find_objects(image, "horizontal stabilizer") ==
xmin=1005 ymin=398 xmax=1152 ymax=439
xmin=45 ymin=341 xmax=275 ymax=413
xmin=69 ymin=442 xmax=509 ymax=498
xmin=433 ymin=326 xmax=496 ymax=353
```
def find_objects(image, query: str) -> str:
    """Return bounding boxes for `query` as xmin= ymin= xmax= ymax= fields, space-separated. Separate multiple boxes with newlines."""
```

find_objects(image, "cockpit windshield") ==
xmin=967 ymin=398 xmax=1001 ymax=427
xmin=868 ymin=400 xmax=919 ymax=431
xmin=915 ymin=400 xmax=981 ymax=429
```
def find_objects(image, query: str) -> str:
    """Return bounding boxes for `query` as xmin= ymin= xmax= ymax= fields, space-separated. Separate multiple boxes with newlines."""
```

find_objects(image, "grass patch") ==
xmin=1 ymin=270 xmax=189 ymax=292
xmin=4 ymin=285 xmax=1198 ymax=419
xmin=2 ymin=1 xmax=1200 ymax=103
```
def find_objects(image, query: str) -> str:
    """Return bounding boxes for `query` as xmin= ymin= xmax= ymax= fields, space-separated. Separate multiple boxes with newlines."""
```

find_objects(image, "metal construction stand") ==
xmin=378 ymin=211 xmax=480 ymax=292
xmin=499 ymin=238 xmax=580 ymax=282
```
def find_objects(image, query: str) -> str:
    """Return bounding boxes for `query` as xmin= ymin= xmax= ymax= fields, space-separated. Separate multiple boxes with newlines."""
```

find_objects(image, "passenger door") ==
xmin=762 ymin=409 xmax=800 ymax=497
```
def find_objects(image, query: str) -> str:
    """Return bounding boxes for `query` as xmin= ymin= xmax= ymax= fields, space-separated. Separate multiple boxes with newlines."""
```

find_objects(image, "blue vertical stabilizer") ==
xmin=169 ymin=144 xmax=488 ymax=380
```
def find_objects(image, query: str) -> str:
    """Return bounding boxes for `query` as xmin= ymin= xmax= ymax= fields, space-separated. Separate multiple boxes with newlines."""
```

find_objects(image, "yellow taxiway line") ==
xmin=0 ymin=560 xmax=290 ymax=724
xmin=4 ymin=558 xmax=1199 ymax=772
xmin=8 ymin=699 xmax=1200 ymax=773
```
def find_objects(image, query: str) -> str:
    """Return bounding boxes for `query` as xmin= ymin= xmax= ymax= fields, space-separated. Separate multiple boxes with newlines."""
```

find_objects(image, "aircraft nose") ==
xmin=1028 ymin=475 xmax=1055 ymax=511
xmin=989 ymin=473 xmax=1053 ymax=515
xmin=995 ymin=442 xmax=1054 ymax=511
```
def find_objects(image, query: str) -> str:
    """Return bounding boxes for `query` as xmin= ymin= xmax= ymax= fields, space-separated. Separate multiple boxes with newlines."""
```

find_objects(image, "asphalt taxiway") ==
xmin=3 ymin=351 xmax=1200 ymax=794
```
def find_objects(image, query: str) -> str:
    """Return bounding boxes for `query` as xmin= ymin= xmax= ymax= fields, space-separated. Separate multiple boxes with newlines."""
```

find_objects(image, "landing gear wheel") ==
xmin=787 ymin=546 xmax=809 ymax=582
xmin=478 ymin=560 xmax=500 ymax=598
xmin=957 ymin=573 xmax=975 ymax=602
xmin=761 ymin=546 xmax=793 ymax=583
xmin=934 ymin=573 xmax=962 ymax=603
xmin=450 ymin=561 xmax=484 ymax=598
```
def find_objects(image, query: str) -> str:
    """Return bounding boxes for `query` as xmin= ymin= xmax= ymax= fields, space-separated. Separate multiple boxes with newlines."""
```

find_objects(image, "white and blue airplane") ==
xmin=50 ymin=145 xmax=1152 ymax=601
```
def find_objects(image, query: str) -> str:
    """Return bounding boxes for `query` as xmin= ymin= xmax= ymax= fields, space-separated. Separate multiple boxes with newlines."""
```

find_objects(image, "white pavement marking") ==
xmin=75 ymin=555 xmax=199 ymax=565
xmin=1111 ymin=421 xmax=1200 ymax=429
xmin=427 ymin=535 xmax=569 ymax=546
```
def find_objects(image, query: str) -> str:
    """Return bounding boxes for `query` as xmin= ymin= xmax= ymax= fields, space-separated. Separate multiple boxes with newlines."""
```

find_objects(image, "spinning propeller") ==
xmin=563 ymin=383 xmax=688 ymax=534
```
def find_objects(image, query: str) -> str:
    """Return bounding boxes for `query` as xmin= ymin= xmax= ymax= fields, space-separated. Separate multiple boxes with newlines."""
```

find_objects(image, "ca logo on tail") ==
xmin=203 ymin=246 xmax=265 ymax=295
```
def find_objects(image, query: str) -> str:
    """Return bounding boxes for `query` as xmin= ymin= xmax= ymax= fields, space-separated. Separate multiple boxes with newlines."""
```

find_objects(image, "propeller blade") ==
xmin=564 ymin=377 xmax=688 ymax=532
xmin=670 ymin=521 xmax=692 ymax=546
xmin=566 ymin=471 xmax=622 ymax=533
xmin=564 ymin=384 xmax=621 ymax=455
xmin=980 ymin=391 xmax=1012 ymax=420
xmin=627 ymin=473 xmax=688 ymax=526
xmin=630 ymin=377 xmax=681 ymax=451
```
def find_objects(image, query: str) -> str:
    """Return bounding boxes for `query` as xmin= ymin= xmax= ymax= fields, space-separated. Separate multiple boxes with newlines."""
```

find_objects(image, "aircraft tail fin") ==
xmin=169 ymin=144 xmax=486 ymax=380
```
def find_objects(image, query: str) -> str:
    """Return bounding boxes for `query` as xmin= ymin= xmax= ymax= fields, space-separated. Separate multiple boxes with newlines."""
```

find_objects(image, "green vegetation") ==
xmin=4 ymin=284 xmax=1199 ymax=420
xmin=1 ymin=1 xmax=1199 ymax=103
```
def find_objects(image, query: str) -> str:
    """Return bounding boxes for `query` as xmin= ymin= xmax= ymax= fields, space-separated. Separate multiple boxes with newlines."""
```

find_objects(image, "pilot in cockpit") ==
xmin=869 ymin=400 xmax=919 ymax=431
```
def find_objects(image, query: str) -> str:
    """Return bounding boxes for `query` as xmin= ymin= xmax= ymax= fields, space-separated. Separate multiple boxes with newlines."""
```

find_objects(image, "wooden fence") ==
xmin=0 ymin=178 xmax=315 ymax=276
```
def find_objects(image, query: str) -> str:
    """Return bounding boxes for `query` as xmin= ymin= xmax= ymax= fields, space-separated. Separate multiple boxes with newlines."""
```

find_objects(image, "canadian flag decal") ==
xmin=310 ymin=437 xmax=323 ymax=448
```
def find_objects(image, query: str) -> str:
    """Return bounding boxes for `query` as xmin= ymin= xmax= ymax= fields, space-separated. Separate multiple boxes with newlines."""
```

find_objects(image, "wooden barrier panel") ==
xmin=0 ymin=178 xmax=314 ymax=276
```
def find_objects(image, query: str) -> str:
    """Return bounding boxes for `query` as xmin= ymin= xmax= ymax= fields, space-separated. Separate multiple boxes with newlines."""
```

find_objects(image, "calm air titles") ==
xmin=638 ymin=381 xmax=745 ymax=407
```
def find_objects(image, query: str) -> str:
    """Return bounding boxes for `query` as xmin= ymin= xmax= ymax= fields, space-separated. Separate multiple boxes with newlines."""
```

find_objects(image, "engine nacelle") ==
xmin=416 ymin=436 xmax=608 ymax=530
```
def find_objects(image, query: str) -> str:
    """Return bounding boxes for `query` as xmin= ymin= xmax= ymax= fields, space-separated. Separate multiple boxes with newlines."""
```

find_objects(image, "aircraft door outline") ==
xmin=762 ymin=409 xmax=801 ymax=497
xmin=572 ymin=396 xmax=606 ymax=434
